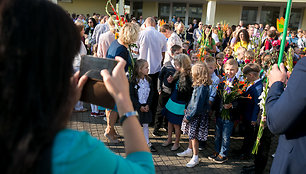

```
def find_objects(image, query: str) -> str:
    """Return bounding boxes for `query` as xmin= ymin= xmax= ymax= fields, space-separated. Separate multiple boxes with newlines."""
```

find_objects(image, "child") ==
xmin=153 ymin=45 xmax=182 ymax=136
xmin=244 ymin=50 xmax=255 ymax=64
xmin=129 ymin=59 xmax=157 ymax=152
xmin=215 ymin=52 xmax=225 ymax=78
xmin=190 ymin=50 xmax=199 ymax=65
xmin=236 ymin=46 xmax=247 ymax=66
xmin=198 ymin=57 xmax=220 ymax=150
xmin=208 ymin=59 xmax=239 ymax=163
xmin=239 ymin=63 xmax=263 ymax=159
xmin=223 ymin=46 xmax=234 ymax=64
xmin=177 ymin=63 xmax=212 ymax=167
xmin=162 ymin=54 xmax=193 ymax=151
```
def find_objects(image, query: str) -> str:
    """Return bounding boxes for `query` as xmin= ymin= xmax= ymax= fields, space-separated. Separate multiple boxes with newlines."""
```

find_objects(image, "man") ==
xmin=193 ymin=19 xmax=198 ymax=29
xmin=138 ymin=17 xmax=167 ymax=127
xmin=193 ymin=21 xmax=204 ymax=49
xmin=138 ymin=16 xmax=144 ymax=25
xmin=160 ymin=24 xmax=183 ymax=64
xmin=266 ymin=62 xmax=306 ymax=174
xmin=90 ymin=16 xmax=109 ymax=45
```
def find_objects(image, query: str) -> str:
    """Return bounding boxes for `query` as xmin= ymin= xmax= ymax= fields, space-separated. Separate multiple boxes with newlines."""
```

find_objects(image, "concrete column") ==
xmin=130 ymin=0 xmax=133 ymax=18
xmin=206 ymin=0 xmax=216 ymax=26
xmin=185 ymin=3 xmax=189 ymax=26
xmin=169 ymin=2 xmax=173 ymax=21
xmin=279 ymin=6 xmax=285 ymax=18
xmin=257 ymin=6 xmax=262 ymax=23
xmin=118 ymin=0 xmax=125 ymax=16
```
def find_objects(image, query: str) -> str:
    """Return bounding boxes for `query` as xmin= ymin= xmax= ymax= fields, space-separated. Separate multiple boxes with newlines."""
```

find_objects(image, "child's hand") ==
xmin=183 ymin=118 xmax=189 ymax=123
xmin=224 ymin=103 xmax=233 ymax=109
xmin=167 ymin=75 xmax=174 ymax=83
xmin=140 ymin=106 xmax=146 ymax=112
xmin=145 ymin=105 xmax=149 ymax=112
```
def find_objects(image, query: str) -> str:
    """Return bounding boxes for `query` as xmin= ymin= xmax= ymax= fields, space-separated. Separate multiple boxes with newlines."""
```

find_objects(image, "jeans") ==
xmin=215 ymin=117 xmax=234 ymax=157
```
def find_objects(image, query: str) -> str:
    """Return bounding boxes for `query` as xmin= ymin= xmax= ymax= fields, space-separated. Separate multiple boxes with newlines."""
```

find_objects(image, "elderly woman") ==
xmin=104 ymin=23 xmax=140 ymax=143
xmin=0 ymin=0 xmax=154 ymax=173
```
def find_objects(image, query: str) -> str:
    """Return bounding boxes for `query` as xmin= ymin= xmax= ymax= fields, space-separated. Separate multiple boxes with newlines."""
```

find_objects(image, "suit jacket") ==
xmin=266 ymin=58 xmax=306 ymax=174
xmin=240 ymin=80 xmax=263 ymax=122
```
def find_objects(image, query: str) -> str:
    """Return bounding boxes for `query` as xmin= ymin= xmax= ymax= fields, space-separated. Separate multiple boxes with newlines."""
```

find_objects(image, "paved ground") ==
xmin=69 ymin=109 xmax=277 ymax=174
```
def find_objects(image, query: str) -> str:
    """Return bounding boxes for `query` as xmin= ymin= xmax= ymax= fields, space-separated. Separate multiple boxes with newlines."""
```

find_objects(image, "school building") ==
xmin=55 ymin=0 xmax=306 ymax=30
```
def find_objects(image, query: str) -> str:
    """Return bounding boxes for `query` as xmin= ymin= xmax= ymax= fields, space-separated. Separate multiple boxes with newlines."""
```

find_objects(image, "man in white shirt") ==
xmin=160 ymin=24 xmax=183 ymax=64
xmin=138 ymin=17 xmax=167 ymax=126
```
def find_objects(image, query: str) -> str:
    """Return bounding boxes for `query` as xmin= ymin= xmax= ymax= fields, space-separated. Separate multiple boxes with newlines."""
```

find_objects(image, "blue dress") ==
xmin=162 ymin=82 xmax=186 ymax=125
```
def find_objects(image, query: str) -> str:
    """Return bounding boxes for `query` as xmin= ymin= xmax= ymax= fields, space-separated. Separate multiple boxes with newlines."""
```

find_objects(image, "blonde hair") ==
xmin=119 ymin=23 xmax=140 ymax=45
xmin=192 ymin=63 xmax=212 ymax=86
xmin=224 ymin=58 xmax=238 ymax=68
xmin=173 ymin=54 xmax=192 ymax=75
xmin=74 ymin=19 xmax=84 ymax=32
xmin=176 ymin=22 xmax=185 ymax=35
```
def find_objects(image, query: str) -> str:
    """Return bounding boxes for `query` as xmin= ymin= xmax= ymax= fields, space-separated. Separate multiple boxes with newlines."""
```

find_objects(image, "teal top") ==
xmin=52 ymin=129 xmax=155 ymax=174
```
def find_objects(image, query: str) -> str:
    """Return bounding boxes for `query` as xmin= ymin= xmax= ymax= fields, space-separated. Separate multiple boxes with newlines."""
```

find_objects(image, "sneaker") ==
xmin=213 ymin=155 xmax=228 ymax=164
xmin=186 ymin=157 xmax=199 ymax=168
xmin=150 ymin=145 xmax=157 ymax=152
xmin=177 ymin=149 xmax=192 ymax=157
xmin=152 ymin=131 xmax=162 ymax=137
xmin=159 ymin=128 xmax=167 ymax=132
xmin=208 ymin=152 xmax=218 ymax=160
xmin=90 ymin=112 xmax=97 ymax=117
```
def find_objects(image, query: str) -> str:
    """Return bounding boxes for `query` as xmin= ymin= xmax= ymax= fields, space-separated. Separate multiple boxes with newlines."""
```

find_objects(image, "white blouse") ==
xmin=137 ymin=78 xmax=150 ymax=104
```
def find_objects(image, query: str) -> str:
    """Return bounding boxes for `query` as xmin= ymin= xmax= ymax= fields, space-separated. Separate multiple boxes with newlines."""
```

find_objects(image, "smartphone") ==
xmin=79 ymin=55 xmax=118 ymax=109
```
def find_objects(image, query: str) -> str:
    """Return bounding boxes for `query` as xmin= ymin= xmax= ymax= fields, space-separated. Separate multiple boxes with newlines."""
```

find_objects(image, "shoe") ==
xmin=104 ymin=132 xmax=119 ymax=143
xmin=97 ymin=111 xmax=105 ymax=117
xmin=150 ymin=145 xmax=157 ymax=152
xmin=177 ymin=149 xmax=192 ymax=157
xmin=161 ymin=141 xmax=172 ymax=147
xmin=213 ymin=155 xmax=228 ymax=164
xmin=90 ymin=112 xmax=97 ymax=117
xmin=186 ymin=157 xmax=199 ymax=168
xmin=208 ymin=152 xmax=218 ymax=160
xmin=152 ymin=131 xmax=162 ymax=137
xmin=159 ymin=128 xmax=167 ymax=132
xmin=171 ymin=144 xmax=180 ymax=151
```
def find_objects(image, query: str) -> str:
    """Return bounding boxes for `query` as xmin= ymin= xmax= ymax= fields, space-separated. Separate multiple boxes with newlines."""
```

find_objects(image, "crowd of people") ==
xmin=1 ymin=0 xmax=305 ymax=173
xmin=69 ymin=10 xmax=306 ymax=173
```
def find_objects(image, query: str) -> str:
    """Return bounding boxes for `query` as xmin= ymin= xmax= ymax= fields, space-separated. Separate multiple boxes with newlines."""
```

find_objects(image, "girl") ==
xmin=177 ymin=63 xmax=212 ymax=168
xmin=162 ymin=54 xmax=193 ymax=151
xmin=130 ymin=59 xmax=156 ymax=152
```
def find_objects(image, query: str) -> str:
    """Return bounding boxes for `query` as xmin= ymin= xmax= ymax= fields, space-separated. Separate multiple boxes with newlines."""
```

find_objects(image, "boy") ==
xmin=215 ymin=52 xmax=225 ymax=78
xmin=208 ymin=59 xmax=239 ymax=163
xmin=239 ymin=63 xmax=263 ymax=159
xmin=198 ymin=57 xmax=220 ymax=150
xmin=153 ymin=45 xmax=182 ymax=136
xmin=236 ymin=46 xmax=247 ymax=66
xmin=244 ymin=50 xmax=255 ymax=64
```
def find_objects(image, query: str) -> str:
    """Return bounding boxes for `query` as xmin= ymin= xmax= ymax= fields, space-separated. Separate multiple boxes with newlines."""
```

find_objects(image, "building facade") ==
xmin=57 ymin=0 xmax=306 ymax=30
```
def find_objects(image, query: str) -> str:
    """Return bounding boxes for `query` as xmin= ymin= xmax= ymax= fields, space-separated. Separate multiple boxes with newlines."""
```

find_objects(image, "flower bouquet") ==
xmin=197 ymin=29 xmax=211 ymax=62
xmin=220 ymin=78 xmax=249 ymax=120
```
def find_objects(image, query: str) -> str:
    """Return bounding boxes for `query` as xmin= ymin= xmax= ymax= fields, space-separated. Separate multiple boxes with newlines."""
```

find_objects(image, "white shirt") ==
xmin=212 ymin=33 xmax=220 ymax=52
xmin=138 ymin=27 xmax=167 ymax=74
xmin=137 ymin=78 xmax=150 ymax=104
xmin=164 ymin=32 xmax=183 ymax=63
xmin=73 ymin=41 xmax=87 ymax=69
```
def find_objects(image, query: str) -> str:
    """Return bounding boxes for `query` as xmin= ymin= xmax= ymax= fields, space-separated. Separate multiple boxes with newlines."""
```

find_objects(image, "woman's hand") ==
xmin=70 ymin=71 xmax=88 ymax=108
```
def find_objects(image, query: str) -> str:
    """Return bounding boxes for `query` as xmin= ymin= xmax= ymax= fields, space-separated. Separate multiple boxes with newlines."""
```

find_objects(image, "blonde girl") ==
xmin=177 ymin=63 xmax=212 ymax=167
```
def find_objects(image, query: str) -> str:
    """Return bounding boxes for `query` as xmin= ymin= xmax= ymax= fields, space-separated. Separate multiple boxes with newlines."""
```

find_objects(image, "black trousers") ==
xmin=241 ymin=120 xmax=258 ymax=156
xmin=153 ymin=91 xmax=170 ymax=132
xmin=254 ymin=127 xmax=272 ymax=174
xmin=148 ymin=72 xmax=159 ymax=127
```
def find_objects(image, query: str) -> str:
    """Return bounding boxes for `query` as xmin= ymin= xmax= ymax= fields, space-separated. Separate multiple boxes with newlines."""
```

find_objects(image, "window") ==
xmin=188 ymin=4 xmax=202 ymax=24
xmin=173 ymin=3 xmax=186 ymax=23
xmin=283 ymin=8 xmax=302 ymax=30
xmin=241 ymin=7 xmax=258 ymax=26
xmin=159 ymin=3 xmax=170 ymax=21
xmin=132 ymin=2 xmax=142 ymax=18
xmin=260 ymin=6 xmax=280 ymax=27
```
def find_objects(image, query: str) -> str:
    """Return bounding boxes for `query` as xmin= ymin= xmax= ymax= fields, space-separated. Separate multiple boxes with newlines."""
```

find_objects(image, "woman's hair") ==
xmin=173 ymin=54 xmax=192 ymax=89
xmin=192 ymin=63 xmax=212 ymax=86
xmin=176 ymin=22 xmax=185 ymax=34
xmin=88 ymin=17 xmax=97 ymax=28
xmin=119 ymin=22 xmax=140 ymax=45
xmin=235 ymin=29 xmax=250 ymax=45
xmin=131 ymin=59 xmax=150 ymax=83
xmin=74 ymin=19 xmax=84 ymax=32
xmin=223 ymin=27 xmax=233 ymax=39
xmin=204 ymin=27 xmax=213 ymax=46
xmin=0 ymin=0 xmax=80 ymax=173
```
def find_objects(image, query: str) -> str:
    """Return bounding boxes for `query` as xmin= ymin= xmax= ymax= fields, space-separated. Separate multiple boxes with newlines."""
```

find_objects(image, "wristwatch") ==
xmin=119 ymin=111 xmax=138 ymax=125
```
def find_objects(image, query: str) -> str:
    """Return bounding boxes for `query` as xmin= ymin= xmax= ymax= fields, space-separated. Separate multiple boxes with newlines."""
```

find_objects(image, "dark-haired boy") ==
xmin=239 ymin=63 xmax=263 ymax=160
